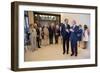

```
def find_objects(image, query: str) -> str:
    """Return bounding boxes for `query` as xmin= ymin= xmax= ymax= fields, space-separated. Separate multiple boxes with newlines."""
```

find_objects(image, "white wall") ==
xmin=0 ymin=0 xmax=99 ymax=73
xmin=61 ymin=13 xmax=90 ymax=26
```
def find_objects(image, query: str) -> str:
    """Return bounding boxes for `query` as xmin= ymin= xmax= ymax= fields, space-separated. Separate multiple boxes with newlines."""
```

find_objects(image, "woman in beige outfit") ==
xmin=43 ymin=25 xmax=49 ymax=46
xmin=29 ymin=24 xmax=37 ymax=52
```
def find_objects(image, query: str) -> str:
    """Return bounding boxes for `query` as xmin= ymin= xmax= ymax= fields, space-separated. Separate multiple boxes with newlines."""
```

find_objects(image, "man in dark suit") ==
xmin=48 ymin=23 xmax=54 ymax=44
xmin=55 ymin=25 xmax=60 ymax=44
xmin=70 ymin=20 xmax=79 ymax=56
xmin=61 ymin=18 xmax=70 ymax=55
xmin=35 ymin=23 xmax=41 ymax=48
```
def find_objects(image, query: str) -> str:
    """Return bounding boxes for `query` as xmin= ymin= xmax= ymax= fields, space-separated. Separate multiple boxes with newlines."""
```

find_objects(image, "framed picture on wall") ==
xmin=11 ymin=1 xmax=98 ymax=71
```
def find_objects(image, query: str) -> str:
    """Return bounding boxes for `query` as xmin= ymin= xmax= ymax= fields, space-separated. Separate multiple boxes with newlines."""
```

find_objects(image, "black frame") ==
xmin=11 ymin=1 xmax=98 ymax=71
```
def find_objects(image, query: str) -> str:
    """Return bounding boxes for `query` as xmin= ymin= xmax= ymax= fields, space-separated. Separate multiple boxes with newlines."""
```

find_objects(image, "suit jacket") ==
xmin=48 ymin=26 xmax=54 ymax=37
xmin=61 ymin=23 xmax=70 ymax=39
xmin=77 ymin=28 xmax=83 ymax=40
xmin=55 ymin=27 xmax=60 ymax=36
xmin=70 ymin=25 xmax=79 ymax=42
xmin=36 ymin=27 xmax=40 ymax=38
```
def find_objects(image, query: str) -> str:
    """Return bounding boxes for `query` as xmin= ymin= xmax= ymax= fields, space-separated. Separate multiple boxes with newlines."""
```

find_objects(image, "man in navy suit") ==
xmin=70 ymin=20 xmax=79 ymax=56
xmin=61 ymin=18 xmax=70 ymax=55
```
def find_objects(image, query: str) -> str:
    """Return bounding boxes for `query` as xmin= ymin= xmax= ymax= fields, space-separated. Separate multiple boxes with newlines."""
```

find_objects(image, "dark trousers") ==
xmin=63 ymin=38 xmax=69 ymax=53
xmin=71 ymin=40 xmax=77 ymax=55
xmin=49 ymin=36 xmax=53 ymax=44
xmin=55 ymin=35 xmax=59 ymax=44
xmin=37 ymin=37 xmax=41 ymax=48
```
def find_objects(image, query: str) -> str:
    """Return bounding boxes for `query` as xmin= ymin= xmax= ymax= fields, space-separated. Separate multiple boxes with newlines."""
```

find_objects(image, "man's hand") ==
xmin=66 ymin=29 xmax=69 ymax=32
xmin=70 ymin=29 xmax=74 ymax=32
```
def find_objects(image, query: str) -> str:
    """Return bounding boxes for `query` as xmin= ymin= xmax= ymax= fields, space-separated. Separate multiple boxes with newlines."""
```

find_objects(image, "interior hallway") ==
xmin=24 ymin=38 xmax=90 ymax=62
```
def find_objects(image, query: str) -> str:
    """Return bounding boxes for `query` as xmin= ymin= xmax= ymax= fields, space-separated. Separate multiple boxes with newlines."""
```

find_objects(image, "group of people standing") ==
xmin=24 ymin=22 xmax=61 ymax=52
xmin=61 ymin=18 xmax=89 ymax=56
xmin=24 ymin=18 xmax=89 ymax=57
xmin=24 ymin=23 xmax=41 ymax=52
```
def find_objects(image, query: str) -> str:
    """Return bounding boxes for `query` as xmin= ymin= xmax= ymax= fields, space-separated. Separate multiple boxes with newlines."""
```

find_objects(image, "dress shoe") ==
xmin=38 ymin=46 xmax=41 ymax=48
xmin=75 ymin=54 xmax=77 ymax=56
xmin=67 ymin=51 xmax=69 ymax=54
xmin=71 ymin=53 xmax=74 ymax=56
xmin=63 ymin=52 xmax=65 ymax=55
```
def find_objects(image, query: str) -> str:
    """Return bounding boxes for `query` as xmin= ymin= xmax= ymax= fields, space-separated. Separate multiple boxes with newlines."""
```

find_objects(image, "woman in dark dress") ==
xmin=77 ymin=25 xmax=83 ymax=47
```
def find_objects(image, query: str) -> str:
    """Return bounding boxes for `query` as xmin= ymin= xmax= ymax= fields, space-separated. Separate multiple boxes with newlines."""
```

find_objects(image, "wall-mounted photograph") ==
xmin=24 ymin=11 xmax=90 ymax=61
xmin=11 ymin=1 xmax=97 ymax=71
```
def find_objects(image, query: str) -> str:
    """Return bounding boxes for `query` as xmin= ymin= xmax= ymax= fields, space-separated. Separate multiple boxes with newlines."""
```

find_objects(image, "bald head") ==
xmin=72 ymin=20 xmax=76 ymax=25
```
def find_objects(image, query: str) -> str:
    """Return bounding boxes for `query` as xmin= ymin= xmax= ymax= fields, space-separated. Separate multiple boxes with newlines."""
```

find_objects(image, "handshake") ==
xmin=66 ymin=29 xmax=74 ymax=32
xmin=66 ymin=29 xmax=69 ymax=32
xmin=70 ymin=29 xmax=74 ymax=32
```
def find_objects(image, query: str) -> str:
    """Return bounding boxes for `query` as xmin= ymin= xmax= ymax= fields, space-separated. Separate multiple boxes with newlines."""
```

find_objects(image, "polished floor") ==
xmin=24 ymin=39 xmax=90 ymax=62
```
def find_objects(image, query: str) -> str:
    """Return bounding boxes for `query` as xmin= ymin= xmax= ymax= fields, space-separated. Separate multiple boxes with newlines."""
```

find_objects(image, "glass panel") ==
xmin=24 ymin=11 xmax=30 ymax=46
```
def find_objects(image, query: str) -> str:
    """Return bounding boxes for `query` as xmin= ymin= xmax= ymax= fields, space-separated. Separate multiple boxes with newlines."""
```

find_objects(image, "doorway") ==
xmin=34 ymin=12 xmax=61 ymax=27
